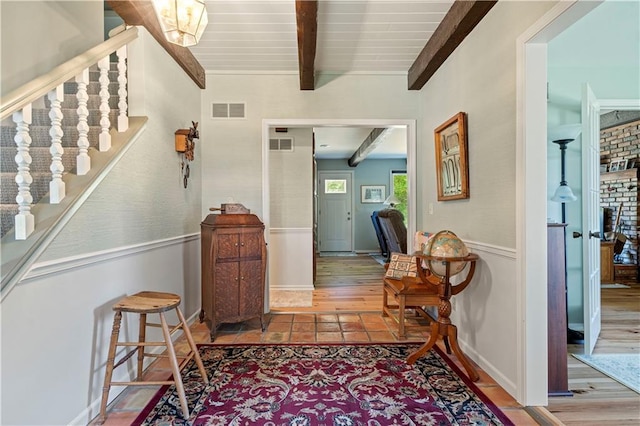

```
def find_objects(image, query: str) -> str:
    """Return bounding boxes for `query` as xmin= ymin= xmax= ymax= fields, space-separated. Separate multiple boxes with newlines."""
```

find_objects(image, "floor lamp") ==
xmin=550 ymin=124 xmax=584 ymax=344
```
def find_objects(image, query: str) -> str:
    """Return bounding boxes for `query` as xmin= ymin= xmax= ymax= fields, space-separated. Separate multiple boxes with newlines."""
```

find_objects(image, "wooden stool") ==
xmin=98 ymin=291 xmax=209 ymax=423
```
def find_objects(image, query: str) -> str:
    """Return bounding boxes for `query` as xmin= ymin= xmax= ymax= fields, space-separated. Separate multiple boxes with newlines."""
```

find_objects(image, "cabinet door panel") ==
xmin=239 ymin=259 xmax=264 ymax=316
xmin=240 ymin=231 xmax=263 ymax=258
xmin=215 ymin=262 xmax=240 ymax=319
xmin=217 ymin=233 xmax=240 ymax=259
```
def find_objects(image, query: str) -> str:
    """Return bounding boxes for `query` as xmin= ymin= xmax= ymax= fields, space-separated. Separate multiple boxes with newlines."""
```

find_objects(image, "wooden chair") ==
xmin=382 ymin=256 xmax=442 ymax=340
xmin=99 ymin=291 xmax=209 ymax=423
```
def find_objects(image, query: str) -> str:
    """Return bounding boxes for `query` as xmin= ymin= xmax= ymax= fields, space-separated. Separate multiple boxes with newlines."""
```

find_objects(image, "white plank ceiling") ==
xmin=190 ymin=0 xmax=454 ymax=74
xmin=190 ymin=0 xmax=455 ymax=159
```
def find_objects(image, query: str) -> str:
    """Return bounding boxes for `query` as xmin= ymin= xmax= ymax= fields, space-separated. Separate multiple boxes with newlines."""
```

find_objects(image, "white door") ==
xmin=582 ymin=83 xmax=601 ymax=355
xmin=318 ymin=171 xmax=353 ymax=252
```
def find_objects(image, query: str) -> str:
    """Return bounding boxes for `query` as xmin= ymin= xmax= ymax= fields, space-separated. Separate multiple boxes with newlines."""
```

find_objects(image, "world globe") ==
xmin=423 ymin=230 xmax=470 ymax=278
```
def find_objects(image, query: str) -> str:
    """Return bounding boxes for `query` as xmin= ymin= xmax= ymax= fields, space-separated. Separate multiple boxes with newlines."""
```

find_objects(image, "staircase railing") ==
xmin=0 ymin=25 xmax=138 ymax=240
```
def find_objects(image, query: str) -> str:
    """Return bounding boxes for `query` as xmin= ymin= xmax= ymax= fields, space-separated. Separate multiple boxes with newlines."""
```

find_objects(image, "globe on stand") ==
xmin=423 ymin=230 xmax=469 ymax=278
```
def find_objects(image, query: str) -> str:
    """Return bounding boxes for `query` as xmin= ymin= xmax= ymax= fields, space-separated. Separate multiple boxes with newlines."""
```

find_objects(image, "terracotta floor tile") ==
xmin=270 ymin=314 xmax=294 ymax=323
xmin=317 ymin=322 xmax=341 ymax=332
xmin=210 ymin=333 xmax=238 ymax=344
xmin=292 ymin=322 xmax=316 ymax=333
xmin=316 ymin=332 xmax=343 ymax=342
xmin=293 ymin=314 xmax=316 ymax=322
xmin=360 ymin=313 xmax=386 ymax=323
xmin=342 ymin=332 xmax=370 ymax=342
xmin=317 ymin=314 xmax=339 ymax=322
xmin=268 ymin=322 xmax=292 ymax=332
xmin=363 ymin=322 xmax=391 ymax=332
xmin=338 ymin=313 xmax=361 ymax=323
xmin=367 ymin=331 xmax=397 ymax=342
xmin=341 ymin=322 xmax=365 ymax=332
xmin=290 ymin=332 xmax=316 ymax=343
xmin=263 ymin=332 xmax=290 ymax=343
xmin=234 ymin=331 xmax=264 ymax=343
xmin=217 ymin=322 xmax=244 ymax=332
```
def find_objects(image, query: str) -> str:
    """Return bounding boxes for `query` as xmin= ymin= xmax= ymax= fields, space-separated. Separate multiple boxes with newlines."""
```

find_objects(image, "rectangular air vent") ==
xmin=211 ymin=102 xmax=246 ymax=119
xmin=269 ymin=137 xmax=294 ymax=151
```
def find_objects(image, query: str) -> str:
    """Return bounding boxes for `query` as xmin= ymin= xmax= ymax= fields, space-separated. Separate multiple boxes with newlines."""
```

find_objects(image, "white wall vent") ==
xmin=269 ymin=137 xmax=294 ymax=151
xmin=211 ymin=102 xmax=246 ymax=119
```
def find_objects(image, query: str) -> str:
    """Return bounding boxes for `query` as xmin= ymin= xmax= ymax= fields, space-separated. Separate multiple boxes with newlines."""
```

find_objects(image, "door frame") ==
xmin=262 ymin=118 xmax=417 ymax=309
xmin=317 ymin=170 xmax=355 ymax=252
xmin=517 ymin=0 xmax=602 ymax=405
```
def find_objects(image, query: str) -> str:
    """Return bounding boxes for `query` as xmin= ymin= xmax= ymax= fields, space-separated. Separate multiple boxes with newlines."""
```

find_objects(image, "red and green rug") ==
xmin=134 ymin=343 xmax=514 ymax=425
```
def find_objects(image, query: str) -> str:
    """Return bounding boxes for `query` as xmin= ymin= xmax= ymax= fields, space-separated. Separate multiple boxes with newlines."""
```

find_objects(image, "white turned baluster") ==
xmin=75 ymin=68 xmax=90 ymax=175
xmin=116 ymin=46 xmax=128 ymax=132
xmin=13 ymin=104 xmax=34 ymax=240
xmin=48 ymin=85 xmax=65 ymax=203
xmin=98 ymin=56 xmax=111 ymax=151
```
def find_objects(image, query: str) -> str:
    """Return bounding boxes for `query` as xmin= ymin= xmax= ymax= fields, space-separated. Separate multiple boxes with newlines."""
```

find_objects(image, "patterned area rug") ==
xmin=134 ymin=343 xmax=514 ymax=425
xmin=572 ymin=353 xmax=640 ymax=394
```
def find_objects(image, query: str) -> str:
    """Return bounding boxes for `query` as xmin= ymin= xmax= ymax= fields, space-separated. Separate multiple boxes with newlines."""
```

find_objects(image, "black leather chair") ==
xmin=377 ymin=208 xmax=407 ymax=256
xmin=371 ymin=211 xmax=389 ymax=256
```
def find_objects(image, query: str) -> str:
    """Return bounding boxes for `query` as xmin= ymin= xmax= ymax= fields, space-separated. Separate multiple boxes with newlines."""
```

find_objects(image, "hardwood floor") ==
xmin=548 ymin=283 xmax=640 ymax=425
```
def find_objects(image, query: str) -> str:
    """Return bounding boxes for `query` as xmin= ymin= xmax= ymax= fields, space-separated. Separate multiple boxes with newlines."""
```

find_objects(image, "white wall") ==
xmin=416 ymin=0 xmax=557 ymax=399
xmin=0 ymin=0 xmax=103 ymax=96
xmin=1 ymin=237 xmax=200 ymax=425
xmin=200 ymin=73 xmax=420 ymax=220
xmin=269 ymin=127 xmax=313 ymax=228
xmin=0 ymin=28 xmax=204 ymax=424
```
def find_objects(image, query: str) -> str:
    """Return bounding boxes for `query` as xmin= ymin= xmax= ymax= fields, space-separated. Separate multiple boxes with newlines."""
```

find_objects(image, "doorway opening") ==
xmin=262 ymin=119 xmax=416 ymax=312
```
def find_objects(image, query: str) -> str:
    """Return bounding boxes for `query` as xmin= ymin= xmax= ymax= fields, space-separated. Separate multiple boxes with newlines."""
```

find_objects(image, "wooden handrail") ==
xmin=0 ymin=26 xmax=138 ymax=121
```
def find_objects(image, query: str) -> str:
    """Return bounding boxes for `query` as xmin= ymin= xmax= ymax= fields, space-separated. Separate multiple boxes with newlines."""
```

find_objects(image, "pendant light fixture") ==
xmin=152 ymin=0 xmax=209 ymax=47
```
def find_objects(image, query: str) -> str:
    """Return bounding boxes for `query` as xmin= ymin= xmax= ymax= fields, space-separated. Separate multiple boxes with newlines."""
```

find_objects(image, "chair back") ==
xmin=377 ymin=208 xmax=407 ymax=254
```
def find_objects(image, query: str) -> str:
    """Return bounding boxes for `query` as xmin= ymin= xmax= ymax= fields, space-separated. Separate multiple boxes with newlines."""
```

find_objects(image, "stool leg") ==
xmin=175 ymin=307 xmax=209 ymax=384
xmin=99 ymin=311 xmax=122 ymax=423
xmin=159 ymin=312 xmax=190 ymax=419
xmin=137 ymin=313 xmax=147 ymax=380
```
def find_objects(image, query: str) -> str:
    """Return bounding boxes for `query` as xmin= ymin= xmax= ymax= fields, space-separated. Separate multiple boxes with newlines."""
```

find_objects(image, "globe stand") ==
xmin=407 ymin=252 xmax=480 ymax=382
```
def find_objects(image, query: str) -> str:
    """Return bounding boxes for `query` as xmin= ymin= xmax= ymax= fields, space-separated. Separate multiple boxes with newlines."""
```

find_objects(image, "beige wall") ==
xmin=200 ymin=73 xmax=420 ymax=219
xmin=417 ymin=1 xmax=557 ymax=249
xmin=269 ymin=127 xmax=313 ymax=228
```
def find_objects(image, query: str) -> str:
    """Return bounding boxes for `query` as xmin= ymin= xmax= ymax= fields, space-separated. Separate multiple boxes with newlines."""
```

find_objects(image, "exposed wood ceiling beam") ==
xmin=348 ymin=128 xmax=388 ymax=167
xmin=106 ymin=0 xmax=206 ymax=89
xmin=408 ymin=0 xmax=497 ymax=90
xmin=295 ymin=0 xmax=318 ymax=90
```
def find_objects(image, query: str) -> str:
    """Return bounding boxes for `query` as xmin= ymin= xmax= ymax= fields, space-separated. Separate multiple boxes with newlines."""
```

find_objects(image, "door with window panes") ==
xmin=318 ymin=171 xmax=353 ymax=252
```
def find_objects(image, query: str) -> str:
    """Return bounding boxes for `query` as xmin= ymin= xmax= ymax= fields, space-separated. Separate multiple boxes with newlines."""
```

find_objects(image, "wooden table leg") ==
xmin=407 ymin=321 xmax=439 ymax=364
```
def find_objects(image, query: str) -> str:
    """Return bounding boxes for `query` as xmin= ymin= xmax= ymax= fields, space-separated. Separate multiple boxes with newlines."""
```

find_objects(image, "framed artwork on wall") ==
xmin=361 ymin=185 xmax=386 ymax=203
xmin=434 ymin=112 xmax=469 ymax=201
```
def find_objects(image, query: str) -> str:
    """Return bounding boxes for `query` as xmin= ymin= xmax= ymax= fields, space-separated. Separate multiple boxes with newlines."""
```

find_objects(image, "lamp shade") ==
xmin=548 ymin=123 xmax=582 ymax=143
xmin=551 ymin=183 xmax=577 ymax=203
xmin=384 ymin=195 xmax=401 ymax=206
xmin=152 ymin=0 xmax=209 ymax=47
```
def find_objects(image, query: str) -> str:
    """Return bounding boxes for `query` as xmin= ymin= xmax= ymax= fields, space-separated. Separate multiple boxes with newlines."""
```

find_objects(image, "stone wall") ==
xmin=600 ymin=119 xmax=639 ymax=265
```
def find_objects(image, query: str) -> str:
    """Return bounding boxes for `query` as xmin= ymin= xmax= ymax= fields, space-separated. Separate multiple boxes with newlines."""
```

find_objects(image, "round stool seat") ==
xmin=113 ymin=291 xmax=181 ymax=314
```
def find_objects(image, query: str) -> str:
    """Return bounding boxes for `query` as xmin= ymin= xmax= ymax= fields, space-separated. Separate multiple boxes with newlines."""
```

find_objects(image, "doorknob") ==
xmin=589 ymin=230 xmax=600 ymax=239
xmin=572 ymin=232 xmax=582 ymax=238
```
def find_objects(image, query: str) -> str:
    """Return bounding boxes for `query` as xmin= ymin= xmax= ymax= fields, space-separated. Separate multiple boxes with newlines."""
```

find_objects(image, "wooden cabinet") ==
xmin=200 ymin=213 xmax=267 ymax=340
xmin=600 ymin=241 xmax=615 ymax=283
xmin=547 ymin=224 xmax=572 ymax=396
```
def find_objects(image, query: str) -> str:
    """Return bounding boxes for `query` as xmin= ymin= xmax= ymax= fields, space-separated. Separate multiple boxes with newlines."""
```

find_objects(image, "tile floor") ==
xmin=94 ymin=312 xmax=539 ymax=425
